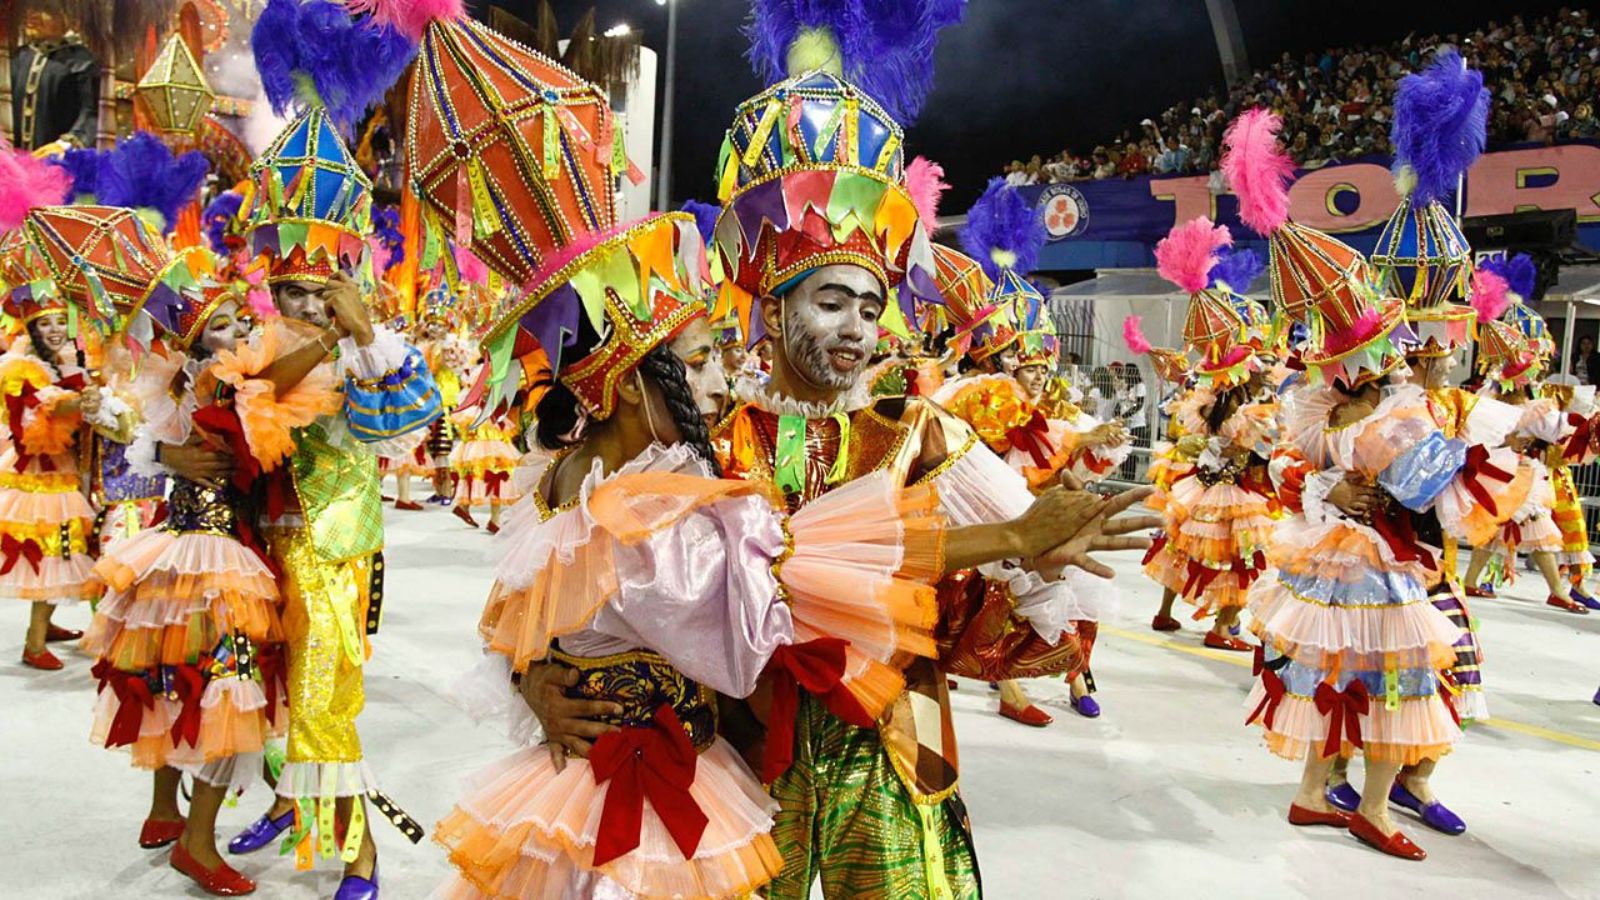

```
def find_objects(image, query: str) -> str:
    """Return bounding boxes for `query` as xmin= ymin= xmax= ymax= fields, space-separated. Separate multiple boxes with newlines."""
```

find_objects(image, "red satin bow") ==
xmin=588 ymin=704 xmax=707 ymax=867
xmin=1368 ymin=506 xmax=1434 ymax=570
xmin=1314 ymin=680 xmax=1369 ymax=758
xmin=483 ymin=470 xmax=508 ymax=499
xmin=1565 ymin=413 xmax=1595 ymax=462
xmin=1005 ymin=410 xmax=1055 ymax=470
xmin=92 ymin=660 xmax=155 ymax=749
xmin=4 ymin=382 xmax=48 ymax=471
xmin=0 ymin=534 xmax=42 ymax=575
xmin=760 ymin=638 xmax=873 ymax=784
xmin=1436 ymin=671 xmax=1462 ymax=727
xmin=1246 ymin=668 xmax=1288 ymax=730
xmin=1141 ymin=531 xmax=1169 ymax=566
xmin=170 ymin=665 xmax=207 ymax=749
xmin=1460 ymin=445 xmax=1513 ymax=516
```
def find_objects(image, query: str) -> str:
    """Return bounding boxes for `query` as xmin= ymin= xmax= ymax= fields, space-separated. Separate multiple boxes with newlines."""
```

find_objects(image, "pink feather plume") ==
xmin=1123 ymin=315 xmax=1152 ymax=355
xmin=905 ymin=156 xmax=949 ymax=236
xmin=343 ymin=0 xmax=465 ymax=42
xmin=1221 ymin=108 xmax=1295 ymax=236
xmin=366 ymin=236 xmax=393 ymax=276
xmin=1155 ymin=217 xmax=1232 ymax=294
xmin=1470 ymin=268 xmax=1511 ymax=323
xmin=0 ymin=143 xmax=71 ymax=234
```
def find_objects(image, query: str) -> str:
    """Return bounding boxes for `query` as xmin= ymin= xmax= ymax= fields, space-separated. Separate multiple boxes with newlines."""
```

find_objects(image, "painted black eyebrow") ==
xmin=813 ymin=283 xmax=885 ymax=306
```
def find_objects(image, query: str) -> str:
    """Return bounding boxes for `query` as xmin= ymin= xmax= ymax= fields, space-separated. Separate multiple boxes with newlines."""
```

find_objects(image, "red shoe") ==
xmin=1151 ymin=614 xmax=1182 ymax=632
xmin=171 ymin=842 xmax=257 ymax=895
xmin=452 ymin=506 xmax=480 ymax=529
xmin=486 ymin=521 xmax=501 ymax=535
xmin=1547 ymin=594 xmax=1591 ymax=615
xmin=999 ymin=701 xmax=1053 ymax=727
xmin=21 ymin=648 xmax=63 ymax=670
xmin=1348 ymin=812 xmax=1426 ymax=860
xmin=1287 ymin=804 xmax=1351 ymax=828
xmin=1203 ymin=632 xmax=1252 ymax=652
xmin=1464 ymin=585 xmax=1495 ymax=599
xmin=394 ymin=500 xmax=424 ymax=512
xmin=139 ymin=817 xmax=186 ymax=849
xmin=45 ymin=624 xmax=83 ymax=642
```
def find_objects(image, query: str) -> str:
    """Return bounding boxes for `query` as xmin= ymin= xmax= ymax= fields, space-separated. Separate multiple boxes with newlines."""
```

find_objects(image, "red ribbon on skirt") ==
xmin=759 ymin=637 xmax=873 ymax=784
xmin=92 ymin=660 xmax=156 ymax=749
xmin=1314 ymin=680 xmax=1369 ymax=758
xmin=0 ymin=534 xmax=43 ymax=575
xmin=588 ymin=704 xmax=707 ymax=867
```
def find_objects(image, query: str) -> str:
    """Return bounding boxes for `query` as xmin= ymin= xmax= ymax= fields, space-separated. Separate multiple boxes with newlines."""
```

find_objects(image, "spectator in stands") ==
xmin=1088 ymin=365 xmax=1117 ymax=419
xmin=1570 ymin=334 xmax=1600 ymax=386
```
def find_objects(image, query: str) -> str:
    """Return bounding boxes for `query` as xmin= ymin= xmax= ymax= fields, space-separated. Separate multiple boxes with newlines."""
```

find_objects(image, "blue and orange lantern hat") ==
xmin=710 ymin=0 xmax=964 ymax=348
xmin=1371 ymin=49 xmax=1488 ymax=357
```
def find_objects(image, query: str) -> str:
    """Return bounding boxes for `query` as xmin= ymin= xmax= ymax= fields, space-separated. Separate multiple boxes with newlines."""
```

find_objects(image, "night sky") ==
xmin=491 ymin=0 xmax=1594 ymax=209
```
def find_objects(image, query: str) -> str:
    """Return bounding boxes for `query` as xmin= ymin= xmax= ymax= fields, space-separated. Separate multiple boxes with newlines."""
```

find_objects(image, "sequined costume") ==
xmin=0 ymin=343 xmax=97 ymax=606
xmin=84 ymin=338 xmax=335 ymax=790
xmin=719 ymin=392 xmax=1086 ymax=899
xmin=449 ymin=380 xmax=522 ymax=511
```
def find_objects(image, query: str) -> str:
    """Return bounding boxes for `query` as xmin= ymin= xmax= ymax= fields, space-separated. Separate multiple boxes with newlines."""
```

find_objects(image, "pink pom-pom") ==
xmin=1470 ymin=269 xmax=1511 ymax=323
xmin=456 ymin=246 xmax=489 ymax=286
xmin=367 ymin=236 xmax=392 ymax=275
xmin=1221 ymin=108 xmax=1295 ymax=236
xmin=905 ymin=156 xmax=949 ymax=236
xmin=0 ymin=144 xmax=71 ymax=234
xmin=343 ymin=0 xmax=465 ymax=42
xmin=1123 ymin=315 xmax=1152 ymax=355
xmin=1155 ymin=217 xmax=1231 ymax=294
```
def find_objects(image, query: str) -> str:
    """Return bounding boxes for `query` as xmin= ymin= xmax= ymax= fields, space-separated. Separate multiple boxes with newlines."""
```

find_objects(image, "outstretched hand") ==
xmin=1032 ymin=484 xmax=1160 ymax=578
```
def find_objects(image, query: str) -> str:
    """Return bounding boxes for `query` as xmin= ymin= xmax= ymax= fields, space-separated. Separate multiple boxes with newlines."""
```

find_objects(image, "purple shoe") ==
xmin=335 ymin=865 xmax=379 ymax=900
xmin=1070 ymin=694 xmax=1101 ymax=718
xmin=1324 ymin=782 xmax=1360 ymax=812
xmin=1571 ymin=588 xmax=1600 ymax=611
xmin=227 ymin=808 xmax=295 ymax=855
xmin=1389 ymin=782 xmax=1466 ymax=835
xmin=1593 ymin=685 xmax=1600 ymax=707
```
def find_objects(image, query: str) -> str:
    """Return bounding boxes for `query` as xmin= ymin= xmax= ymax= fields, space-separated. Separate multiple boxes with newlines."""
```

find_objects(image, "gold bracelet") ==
xmin=317 ymin=331 xmax=338 ymax=355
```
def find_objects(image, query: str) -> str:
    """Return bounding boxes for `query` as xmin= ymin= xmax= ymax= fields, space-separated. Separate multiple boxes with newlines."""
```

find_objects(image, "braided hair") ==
xmin=533 ymin=344 xmax=722 ymax=477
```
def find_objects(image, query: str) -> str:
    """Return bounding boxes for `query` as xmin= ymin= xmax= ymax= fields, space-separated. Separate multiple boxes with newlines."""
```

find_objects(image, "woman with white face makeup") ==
xmin=0 ymin=268 xmax=100 ymax=671
xmin=84 ymin=250 xmax=340 ymax=896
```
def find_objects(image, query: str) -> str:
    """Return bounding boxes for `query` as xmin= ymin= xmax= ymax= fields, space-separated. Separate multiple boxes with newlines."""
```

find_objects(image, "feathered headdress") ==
xmin=0 ymin=143 xmax=75 ymax=236
xmin=370 ymin=204 xmax=405 ymax=274
xmin=203 ymin=191 xmax=246 ymax=255
xmin=1221 ymin=108 xmax=1294 ymax=237
xmin=1208 ymin=246 xmax=1265 ymax=294
xmin=1469 ymin=268 xmax=1510 ymax=323
xmin=253 ymin=0 xmax=418 ymax=133
xmin=960 ymin=177 xmax=1045 ymax=282
xmin=1155 ymin=217 xmax=1229 ymax=295
xmin=53 ymin=148 xmax=102 ymax=204
xmin=743 ymin=0 xmax=966 ymax=124
xmin=1122 ymin=315 xmax=1152 ymax=354
xmin=1390 ymin=48 xmax=1489 ymax=205
xmin=94 ymin=132 xmax=210 ymax=234
xmin=1477 ymin=252 xmax=1537 ymax=303
xmin=905 ymin=157 xmax=949 ymax=237
xmin=1155 ymin=218 xmax=1254 ymax=385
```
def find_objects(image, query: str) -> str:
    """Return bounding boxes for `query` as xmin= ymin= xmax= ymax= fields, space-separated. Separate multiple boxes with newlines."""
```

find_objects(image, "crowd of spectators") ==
xmin=1002 ymin=8 xmax=1600 ymax=186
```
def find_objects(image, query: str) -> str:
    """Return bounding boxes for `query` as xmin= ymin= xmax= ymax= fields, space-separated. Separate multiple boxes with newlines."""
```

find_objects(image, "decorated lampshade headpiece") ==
xmin=958 ymin=177 xmax=1047 ymax=365
xmin=710 ymin=0 xmax=962 ymax=347
xmin=1476 ymin=252 xmax=1552 ymax=360
xmin=23 ymin=205 xmax=174 ymax=333
xmin=1477 ymin=318 xmax=1541 ymax=389
xmin=124 ymin=245 xmax=241 ymax=350
xmin=1371 ymin=49 xmax=1488 ymax=356
xmin=0 ymin=141 xmax=75 ymax=325
xmin=134 ymin=31 xmax=216 ymax=139
xmin=246 ymin=0 xmax=416 ymax=284
xmin=1207 ymin=245 xmax=1274 ymax=351
xmin=1157 ymin=218 xmax=1260 ymax=388
xmin=1122 ymin=314 xmax=1189 ymax=383
xmin=1222 ymin=110 xmax=1410 ymax=387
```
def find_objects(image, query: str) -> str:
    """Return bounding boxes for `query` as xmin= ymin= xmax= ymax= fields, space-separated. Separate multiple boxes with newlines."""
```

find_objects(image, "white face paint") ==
xmin=273 ymin=280 xmax=331 ymax=327
xmin=1015 ymin=364 xmax=1049 ymax=400
xmin=775 ymin=264 xmax=884 ymax=392
xmin=32 ymin=312 xmax=69 ymax=356
xmin=668 ymin=317 xmax=729 ymax=426
xmin=197 ymin=299 xmax=251 ymax=356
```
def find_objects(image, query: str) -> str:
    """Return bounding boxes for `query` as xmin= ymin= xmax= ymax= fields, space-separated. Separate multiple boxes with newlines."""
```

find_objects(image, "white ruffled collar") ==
xmin=746 ymin=380 xmax=872 ymax=419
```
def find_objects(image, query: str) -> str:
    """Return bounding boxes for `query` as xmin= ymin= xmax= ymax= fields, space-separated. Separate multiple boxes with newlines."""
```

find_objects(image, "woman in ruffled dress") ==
xmin=448 ymin=353 xmax=522 ymax=534
xmin=0 ymin=240 xmax=101 ymax=670
xmin=84 ymin=246 xmax=338 ymax=895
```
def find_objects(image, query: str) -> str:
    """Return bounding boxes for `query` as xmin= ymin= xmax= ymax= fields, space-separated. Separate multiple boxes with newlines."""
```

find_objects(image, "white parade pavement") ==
xmin=3 ymin=496 xmax=1598 ymax=899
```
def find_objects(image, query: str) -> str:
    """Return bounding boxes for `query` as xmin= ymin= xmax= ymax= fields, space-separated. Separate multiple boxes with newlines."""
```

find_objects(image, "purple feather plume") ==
xmin=95 ymin=132 xmax=209 ymax=232
xmin=1478 ymin=252 xmax=1537 ymax=301
xmin=1207 ymin=246 xmax=1265 ymax=293
xmin=55 ymin=147 xmax=103 ymax=201
xmin=372 ymin=205 xmax=405 ymax=273
xmin=959 ymin=177 xmax=1046 ymax=281
xmin=1390 ymin=47 xmax=1489 ymax=205
xmin=679 ymin=199 xmax=721 ymax=247
xmin=202 ymin=191 xmax=244 ymax=253
xmin=253 ymin=0 xmax=416 ymax=132
xmin=743 ymin=0 xmax=966 ymax=124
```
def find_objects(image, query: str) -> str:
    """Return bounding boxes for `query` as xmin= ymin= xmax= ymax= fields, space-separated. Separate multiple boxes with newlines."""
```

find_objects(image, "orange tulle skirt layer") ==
xmin=1246 ymin=578 xmax=1462 ymax=673
xmin=1245 ymin=686 xmax=1460 ymax=766
xmin=89 ymin=676 xmax=286 ymax=772
xmin=435 ymin=739 xmax=782 ymax=900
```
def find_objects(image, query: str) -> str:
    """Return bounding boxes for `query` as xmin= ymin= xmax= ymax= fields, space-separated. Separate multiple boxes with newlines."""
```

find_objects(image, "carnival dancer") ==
xmin=1141 ymin=219 xmax=1279 ymax=651
xmin=933 ymin=179 xmax=1131 ymax=724
xmin=192 ymin=8 xmax=441 ymax=896
xmin=0 ymin=146 xmax=100 ymax=670
xmin=446 ymin=351 xmax=521 ymax=533
xmin=82 ymin=242 xmax=328 ymax=896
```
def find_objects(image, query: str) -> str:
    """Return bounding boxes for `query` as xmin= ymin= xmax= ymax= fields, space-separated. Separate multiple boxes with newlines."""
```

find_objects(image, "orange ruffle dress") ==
xmin=438 ymin=443 xmax=944 ymax=900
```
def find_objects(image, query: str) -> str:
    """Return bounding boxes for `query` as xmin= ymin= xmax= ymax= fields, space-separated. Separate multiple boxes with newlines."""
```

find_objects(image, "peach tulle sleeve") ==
xmin=210 ymin=321 xmax=341 ymax=471
xmin=18 ymin=385 xmax=81 ymax=456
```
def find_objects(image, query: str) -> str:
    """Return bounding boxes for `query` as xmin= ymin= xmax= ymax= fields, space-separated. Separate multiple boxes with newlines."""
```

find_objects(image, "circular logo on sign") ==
xmin=1040 ymin=184 xmax=1089 ymax=240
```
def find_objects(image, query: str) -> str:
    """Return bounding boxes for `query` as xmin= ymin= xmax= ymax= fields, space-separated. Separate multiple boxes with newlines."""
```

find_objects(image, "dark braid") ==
xmin=636 ymin=345 xmax=722 ymax=477
xmin=533 ymin=378 xmax=583 ymax=452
